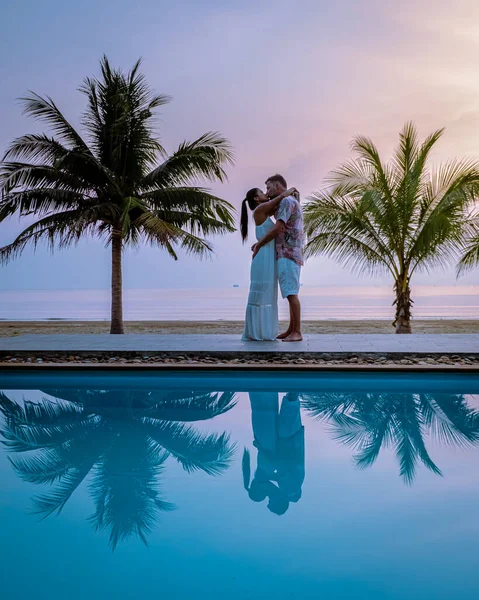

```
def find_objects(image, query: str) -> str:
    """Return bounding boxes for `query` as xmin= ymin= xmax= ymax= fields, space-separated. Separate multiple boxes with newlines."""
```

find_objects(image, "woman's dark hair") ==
xmin=240 ymin=188 xmax=260 ymax=242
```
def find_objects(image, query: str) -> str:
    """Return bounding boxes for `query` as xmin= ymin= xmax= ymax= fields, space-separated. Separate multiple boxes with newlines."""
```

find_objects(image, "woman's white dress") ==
xmin=242 ymin=218 xmax=279 ymax=341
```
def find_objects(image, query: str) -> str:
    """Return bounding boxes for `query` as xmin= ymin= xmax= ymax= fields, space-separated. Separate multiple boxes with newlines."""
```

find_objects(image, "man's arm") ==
xmin=260 ymin=188 xmax=298 ymax=218
xmin=252 ymin=197 xmax=294 ymax=258
xmin=251 ymin=221 xmax=285 ymax=259
xmin=275 ymin=196 xmax=294 ymax=224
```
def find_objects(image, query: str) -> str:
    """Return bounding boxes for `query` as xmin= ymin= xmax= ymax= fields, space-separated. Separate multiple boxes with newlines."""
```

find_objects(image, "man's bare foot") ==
xmin=276 ymin=330 xmax=292 ymax=340
xmin=282 ymin=332 xmax=303 ymax=342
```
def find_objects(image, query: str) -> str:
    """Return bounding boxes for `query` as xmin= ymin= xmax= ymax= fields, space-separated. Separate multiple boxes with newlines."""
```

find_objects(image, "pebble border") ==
xmin=1 ymin=351 xmax=479 ymax=368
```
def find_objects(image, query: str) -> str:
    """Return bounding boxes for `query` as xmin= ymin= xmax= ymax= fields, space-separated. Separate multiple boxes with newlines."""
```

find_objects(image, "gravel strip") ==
xmin=1 ymin=352 xmax=479 ymax=367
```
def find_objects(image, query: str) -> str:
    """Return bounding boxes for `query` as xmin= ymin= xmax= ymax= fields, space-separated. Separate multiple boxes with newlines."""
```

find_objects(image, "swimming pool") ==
xmin=1 ymin=370 xmax=479 ymax=600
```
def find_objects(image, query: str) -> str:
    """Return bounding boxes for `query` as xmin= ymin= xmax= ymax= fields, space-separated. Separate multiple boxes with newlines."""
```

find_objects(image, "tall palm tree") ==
xmin=304 ymin=123 xmax=479 ymax=332
xmin=0 ymin=56 xmax=235 ymax=333
xmin=302 ymin=390 xmax=479 ymax=484
xmin=0 ymin=388 xmax=237 ymax=549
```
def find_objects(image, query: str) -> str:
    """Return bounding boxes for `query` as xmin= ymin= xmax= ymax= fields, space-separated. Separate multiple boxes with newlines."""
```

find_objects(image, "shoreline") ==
xmin=2 ymin=316 xmax=479 ymax=322
xmin=1 ymin=319 xmax=479 ymax=337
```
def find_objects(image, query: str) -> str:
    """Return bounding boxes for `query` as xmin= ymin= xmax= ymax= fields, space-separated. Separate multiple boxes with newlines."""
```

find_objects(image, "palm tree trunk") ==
xmin=393 ymin=275 xmax=412 ymax=334
xmin=110 ymin=229 xmax=124 ymax=334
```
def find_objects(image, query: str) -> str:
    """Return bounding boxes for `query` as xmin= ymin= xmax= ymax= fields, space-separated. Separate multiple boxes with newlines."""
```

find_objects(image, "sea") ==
xmin=0 ymin=285 xmax=478 ymax=321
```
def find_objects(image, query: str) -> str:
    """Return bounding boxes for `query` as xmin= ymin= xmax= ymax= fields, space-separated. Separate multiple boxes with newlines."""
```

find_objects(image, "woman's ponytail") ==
xmin=240 ymin=188 xmax=260 ymax=243
xmin=240 ymin=198 xmax=249 ymax=242
xmin=242 ymin=448 xmax=251 ymax=490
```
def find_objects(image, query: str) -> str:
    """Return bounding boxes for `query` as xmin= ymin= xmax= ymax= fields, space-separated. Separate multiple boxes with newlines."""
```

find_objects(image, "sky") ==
xmin=1 ymin=0 xmax=479 ymax=291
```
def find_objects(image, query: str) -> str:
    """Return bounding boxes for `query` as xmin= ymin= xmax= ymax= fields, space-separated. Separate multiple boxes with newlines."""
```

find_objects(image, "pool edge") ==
xmin=1 ymin=362 xmax=479 ymax=373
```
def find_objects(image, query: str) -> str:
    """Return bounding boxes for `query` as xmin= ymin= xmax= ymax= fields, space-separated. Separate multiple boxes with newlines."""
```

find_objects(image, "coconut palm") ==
xmin=0 ymin=388 xmax=237 ymax=549
xmin=0 ymin=56 xmax=235 ymax=333
xmin=304 ymin=123 xmax=479 ymax=332
xmin=302 ymin=390 xmax=479 ymax=484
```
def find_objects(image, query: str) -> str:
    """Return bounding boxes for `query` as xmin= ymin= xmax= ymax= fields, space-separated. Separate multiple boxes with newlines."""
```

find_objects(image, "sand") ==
xmin=1 ymin=319 xmax=479 ymax=337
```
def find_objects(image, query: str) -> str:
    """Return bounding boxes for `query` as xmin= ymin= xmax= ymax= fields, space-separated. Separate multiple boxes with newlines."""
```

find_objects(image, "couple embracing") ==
xmin=241 ymin=174 xmax=304 ymax=343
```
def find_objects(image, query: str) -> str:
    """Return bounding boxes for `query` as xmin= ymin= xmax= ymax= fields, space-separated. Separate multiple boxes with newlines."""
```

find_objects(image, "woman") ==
xmin=241 ymin=186 xmax=297 ymax=341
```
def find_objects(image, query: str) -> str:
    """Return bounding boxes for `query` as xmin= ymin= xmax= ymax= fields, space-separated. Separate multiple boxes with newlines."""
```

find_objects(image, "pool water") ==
xmin=1 ymin=370 xmax=479 ymax=600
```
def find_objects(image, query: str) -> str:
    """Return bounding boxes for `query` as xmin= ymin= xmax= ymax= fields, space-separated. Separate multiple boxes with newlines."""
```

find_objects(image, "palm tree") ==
xmin=0 ymin=56 xmax=235 ymax=333
xmin=304 ymin=123 xmax=479 ymax=333
xmin=302 ymin=390 xmax=479 ymax=484
xmin=0 ymin=388 xmax=237 ymax=549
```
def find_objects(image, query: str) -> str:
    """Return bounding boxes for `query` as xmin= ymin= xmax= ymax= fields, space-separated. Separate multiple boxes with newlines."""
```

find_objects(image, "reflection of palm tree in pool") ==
xmin=302 ymin=391 xmax=479 ymax=484
xmin=243 ymin=392 xmax=305 ymax=515
xmin=0 ymin=389 xmax=236 ymax=549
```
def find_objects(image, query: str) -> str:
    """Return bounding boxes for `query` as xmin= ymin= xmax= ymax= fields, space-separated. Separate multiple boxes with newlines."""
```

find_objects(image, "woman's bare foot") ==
xmin=276 ymin=330 xmax=292 ymax=340
xmin=282 ymin=332 xmax=303 ymax=342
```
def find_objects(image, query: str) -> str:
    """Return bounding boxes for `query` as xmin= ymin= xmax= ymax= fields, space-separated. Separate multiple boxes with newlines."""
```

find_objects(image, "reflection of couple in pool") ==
xmin=243 ymin=392 xmax=305 ymax=515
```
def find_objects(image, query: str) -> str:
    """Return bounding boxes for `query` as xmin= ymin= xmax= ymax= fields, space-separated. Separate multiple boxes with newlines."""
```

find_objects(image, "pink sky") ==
xmin=0 ymin=0 xmax=478 ymax=290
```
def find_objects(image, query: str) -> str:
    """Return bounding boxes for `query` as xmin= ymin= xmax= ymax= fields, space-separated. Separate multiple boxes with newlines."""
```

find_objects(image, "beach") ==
xmin=1 ymin=319 xmax=479 ymax=337
xmin=1 ymin=286 xmax=478 ymax=338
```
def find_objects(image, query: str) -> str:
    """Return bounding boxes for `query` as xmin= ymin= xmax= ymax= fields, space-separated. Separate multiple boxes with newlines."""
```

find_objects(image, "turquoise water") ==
xmin=1 ymin=370 xmax=479 ymax=599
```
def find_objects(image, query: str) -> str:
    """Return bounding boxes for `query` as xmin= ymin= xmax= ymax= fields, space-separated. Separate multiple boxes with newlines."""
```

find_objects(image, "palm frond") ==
xmin=305 ymin=229 xmax=393 ymax=277
xmin=145 ymin=391 xmax=237 ymax=422
xmin=140 ymin=187 xmax=236 ymax=234
xmin=351 ymin=134 xmax=395 ymax=205
xmin=3 ymin=133 xmax=69 ymax=164
xmin=19 ymin=91 xmax=91 ymax=151
xmin=0 ymin=188 xmax=89 ymax=221
xmin=457 ymin=219 xmax=479 ymax=275
xmin=0 ymin=161 xmax=90 ymax=196
xmin=0 ymin=209 xmax=105 ymax=264
xmin=143 ymin=132 xmax=234 ymax=188
xmin=301 ymin=392 xmax=359 ymax=427
xmin=391 ymin=125 xmax=443 ymax=252
xmin=391 ymin=121 xmax=421 ymax=176
xmin=8 ymin=449 xmax=71 ymax=485
xmin=304 ymin=190 xmax=398 ymax=276
xmin=420 ymin=393 xmax=479 ymax=447
xmin=407 ymin=166 xmax=479 ymax=276
xmin=31 ymin=463 xmax=94 ymax=518
xmin=136 ymin=213 xmax=215 ymax=259
xmin=145 ymin=421 xmax=236 ymax=476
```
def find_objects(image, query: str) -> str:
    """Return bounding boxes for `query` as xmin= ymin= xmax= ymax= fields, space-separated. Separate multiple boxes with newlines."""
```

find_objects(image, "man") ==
xmin=252 ymin=174 xmax=304 ymax=342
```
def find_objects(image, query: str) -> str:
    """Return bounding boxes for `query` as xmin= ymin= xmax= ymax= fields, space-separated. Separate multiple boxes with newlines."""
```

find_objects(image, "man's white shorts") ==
xmin=278 ymin=258 xmax=301 ymax=299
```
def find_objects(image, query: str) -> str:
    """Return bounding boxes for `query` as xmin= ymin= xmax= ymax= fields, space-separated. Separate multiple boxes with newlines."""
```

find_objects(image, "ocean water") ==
xmin=0 ymin=285 xmax=478 ymax=320
xmin=0 ymin=369 xmax=479 ymax=599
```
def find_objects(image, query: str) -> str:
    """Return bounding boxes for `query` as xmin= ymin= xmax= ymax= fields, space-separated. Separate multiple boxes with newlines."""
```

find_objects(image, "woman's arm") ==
xmin=251 ymin=221 xmax=286 ymax=259
xmin=253 ymin=187 xmax=297 ymax=224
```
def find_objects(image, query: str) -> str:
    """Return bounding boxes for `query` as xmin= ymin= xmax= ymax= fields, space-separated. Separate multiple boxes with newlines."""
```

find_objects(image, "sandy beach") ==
xmin=1 ymin=319 xmax=479 ymax=337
